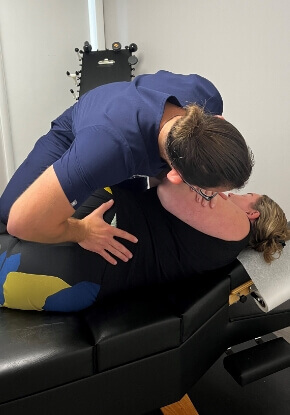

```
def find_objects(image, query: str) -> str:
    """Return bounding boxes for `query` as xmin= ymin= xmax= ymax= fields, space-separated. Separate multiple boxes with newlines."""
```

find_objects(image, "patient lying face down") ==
xmin=0 ymin=179 xmax=289 ymax=312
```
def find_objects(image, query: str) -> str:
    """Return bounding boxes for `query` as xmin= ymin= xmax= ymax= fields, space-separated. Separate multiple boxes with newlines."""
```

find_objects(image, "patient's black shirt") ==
xmin=0 ymin=186 xmax=250 ymax=311
xmin=98 ymin=186 xmax=250 ymax=298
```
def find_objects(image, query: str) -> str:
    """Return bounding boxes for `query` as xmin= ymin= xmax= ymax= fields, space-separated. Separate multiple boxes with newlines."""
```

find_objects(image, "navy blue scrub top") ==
xmin=51 ymin=70 xmax=223 ymax=208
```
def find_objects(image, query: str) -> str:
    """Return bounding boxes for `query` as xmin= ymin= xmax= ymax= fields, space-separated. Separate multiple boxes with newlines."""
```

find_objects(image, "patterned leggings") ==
xmin=0 ymin=188 xmax=116 ymax=313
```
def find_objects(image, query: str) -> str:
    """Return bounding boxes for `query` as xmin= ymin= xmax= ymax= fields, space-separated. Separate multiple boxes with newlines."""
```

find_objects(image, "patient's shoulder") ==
xmin=157 ymin=182 xmax=250 ymax=241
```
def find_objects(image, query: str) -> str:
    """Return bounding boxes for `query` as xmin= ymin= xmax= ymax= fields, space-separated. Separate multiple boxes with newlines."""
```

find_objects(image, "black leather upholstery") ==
xmin=224 ymin=337 xmax=290 ymax=386
xmin=0 ymin=309 xmax=93 ymax=403
xmin=84 ymin=290 xmax=181 ymax=372
xmin=0 ymin=261 xmax=289 ymax=415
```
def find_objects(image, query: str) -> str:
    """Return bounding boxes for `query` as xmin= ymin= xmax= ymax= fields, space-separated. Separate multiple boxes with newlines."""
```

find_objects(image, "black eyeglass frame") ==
xmin=170 ymin=159 xmax=218 ymax=202
xmin=181 ymin=177 xmax=218 ymax=201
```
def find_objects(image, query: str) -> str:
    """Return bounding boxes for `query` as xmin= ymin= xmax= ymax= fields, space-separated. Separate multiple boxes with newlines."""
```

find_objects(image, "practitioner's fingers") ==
xmin=97 ymin=249 xmax=119 ymax=266
xmin=98 ymin=246 xmax=133 ymax=266
xmin=93 ymin=199 xmax=138 ymax=244
xmin=78 ymin=200 xmax=138 ymax=263
xmin=78 ymin=229 xmax=136 ymax=264
xmin=200 ymin=189 xmax=215 ymax=207
xmin=193 ymin=189 xmax=216 ymax=206
xmin=209 ymin=192 xmax=228 ymax=208
xmin=218 ymin=192 xmax=228 ymax=200
xmin=209 ymin=196 xmax=217 ymax=208
xmin=111 ymin=225 xmax=138 ymax=244
xmin=96 ymin=198 xmax=115 ymax=214
xmin=194 ymin=191 xmax=202 ymax=204
xmin=103 ymin=243 xmax=133 ymax=264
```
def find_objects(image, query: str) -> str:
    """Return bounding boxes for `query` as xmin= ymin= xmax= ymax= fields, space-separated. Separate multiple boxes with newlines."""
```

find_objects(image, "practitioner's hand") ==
xmin=218 ymin=192 xmax=228 ymax=200
xmin=195 ymin=190 xmax=228 ymax=208
xmin=78 ymin=199 xmax=138 ymax=265
xmin=194 ymin=189 xmax=216 ymax=207
xmin=209 ymin=192 xmax=228 ymax=208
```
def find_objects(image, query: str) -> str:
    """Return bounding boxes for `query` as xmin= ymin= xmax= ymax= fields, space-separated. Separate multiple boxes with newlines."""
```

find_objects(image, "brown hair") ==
xmin=165 ymin=105 xmax=254 ymax=189
xmin=249 ymin=195 xmax=290 ymax=263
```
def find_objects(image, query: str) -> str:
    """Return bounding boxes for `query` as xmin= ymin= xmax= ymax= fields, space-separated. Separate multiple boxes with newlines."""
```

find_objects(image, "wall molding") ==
xmin=88 ymin=0 xmax=105 ymax=50
xmin=0 ymin=34 xmax=15 ymax=184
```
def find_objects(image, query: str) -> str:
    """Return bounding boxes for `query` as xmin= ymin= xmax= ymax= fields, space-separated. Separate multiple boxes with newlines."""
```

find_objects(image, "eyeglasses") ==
xmin=181 ymin=177 xmax=218 ymax=201
xmin=170 ymin=159 xmax=218 ymax=201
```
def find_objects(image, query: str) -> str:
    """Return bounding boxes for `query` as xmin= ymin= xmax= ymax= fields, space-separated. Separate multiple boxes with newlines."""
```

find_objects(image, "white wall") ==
xmin=0 ymin=0 xmax=91 ymax=193
xmin=103 ymin=0 xmax=290 ymax=218
xmin=1 ymin=0 xmax=289 ymax=218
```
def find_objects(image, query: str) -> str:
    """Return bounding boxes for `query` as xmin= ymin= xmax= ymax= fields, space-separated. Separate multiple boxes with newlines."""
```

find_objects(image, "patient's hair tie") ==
xmin=278 ymin=239 xmax=286 ymax=248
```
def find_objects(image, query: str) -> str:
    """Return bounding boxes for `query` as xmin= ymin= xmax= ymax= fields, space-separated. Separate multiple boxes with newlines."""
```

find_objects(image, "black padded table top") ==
xmin=0 ymin=309 xmax=93 ymax=403
xmin=0 ymin=268 xmax=233 ymax=403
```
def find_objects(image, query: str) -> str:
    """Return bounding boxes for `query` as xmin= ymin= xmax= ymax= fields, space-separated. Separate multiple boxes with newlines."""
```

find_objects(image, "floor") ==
xmin=275 ymin=326 xmax=290 ymax=342
xmin=146 ymin=327 xmax=290 ymax=415
xmin=189 ymin=331 xmax=290 ymax=415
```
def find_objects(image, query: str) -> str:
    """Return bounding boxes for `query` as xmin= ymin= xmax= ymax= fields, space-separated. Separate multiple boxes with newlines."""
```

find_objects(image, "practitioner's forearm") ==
xmin=6 ymin=165 xmax=80 ymax=244
xmin=8 ymin=196 xmax=138 ymax=263
xmin=30 ymin=216 xmax=87 ymax=244
xmin=7 ymin=211 xmax=85 ymax=245
xmin=6 ymin=166 xmax=138 ymax=261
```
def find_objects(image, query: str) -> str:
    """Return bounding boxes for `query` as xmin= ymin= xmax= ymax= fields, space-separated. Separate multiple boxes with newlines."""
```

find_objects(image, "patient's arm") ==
xmin=157 ymin=179 xmax=250 ymax=241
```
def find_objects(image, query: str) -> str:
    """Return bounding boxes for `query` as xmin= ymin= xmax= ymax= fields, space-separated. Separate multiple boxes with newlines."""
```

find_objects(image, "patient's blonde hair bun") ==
xmin=249 ymin=195 xmax=290 ymax=263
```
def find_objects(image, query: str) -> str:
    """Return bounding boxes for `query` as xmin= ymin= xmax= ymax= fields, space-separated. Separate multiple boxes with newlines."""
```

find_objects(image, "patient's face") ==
xmin=228 ymin=192 xmax=261 ymax=212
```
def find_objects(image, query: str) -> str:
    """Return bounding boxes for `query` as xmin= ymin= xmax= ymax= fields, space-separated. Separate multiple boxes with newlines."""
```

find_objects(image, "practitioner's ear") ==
xmin=246 ymin=210 xmax=260 ymax=221
xmin=167 ymin=168 xmax=183 ymax=184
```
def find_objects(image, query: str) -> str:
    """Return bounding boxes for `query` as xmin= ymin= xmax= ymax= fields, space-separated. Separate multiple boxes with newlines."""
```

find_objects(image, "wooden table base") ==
xmin=161 ymin=394 xmax=199 ymax=415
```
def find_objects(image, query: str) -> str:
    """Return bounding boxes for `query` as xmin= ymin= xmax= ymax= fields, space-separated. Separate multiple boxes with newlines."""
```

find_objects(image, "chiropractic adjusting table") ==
xmin=0 ymin=43 xmax=289 ymax=414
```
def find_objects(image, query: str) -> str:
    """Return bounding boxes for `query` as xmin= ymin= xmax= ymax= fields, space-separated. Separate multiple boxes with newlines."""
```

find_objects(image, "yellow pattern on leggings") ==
xmin=3 ymin=272 xmax=71 ymax=311
xmin=104 ymin=187 xmax=117 ymax=227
